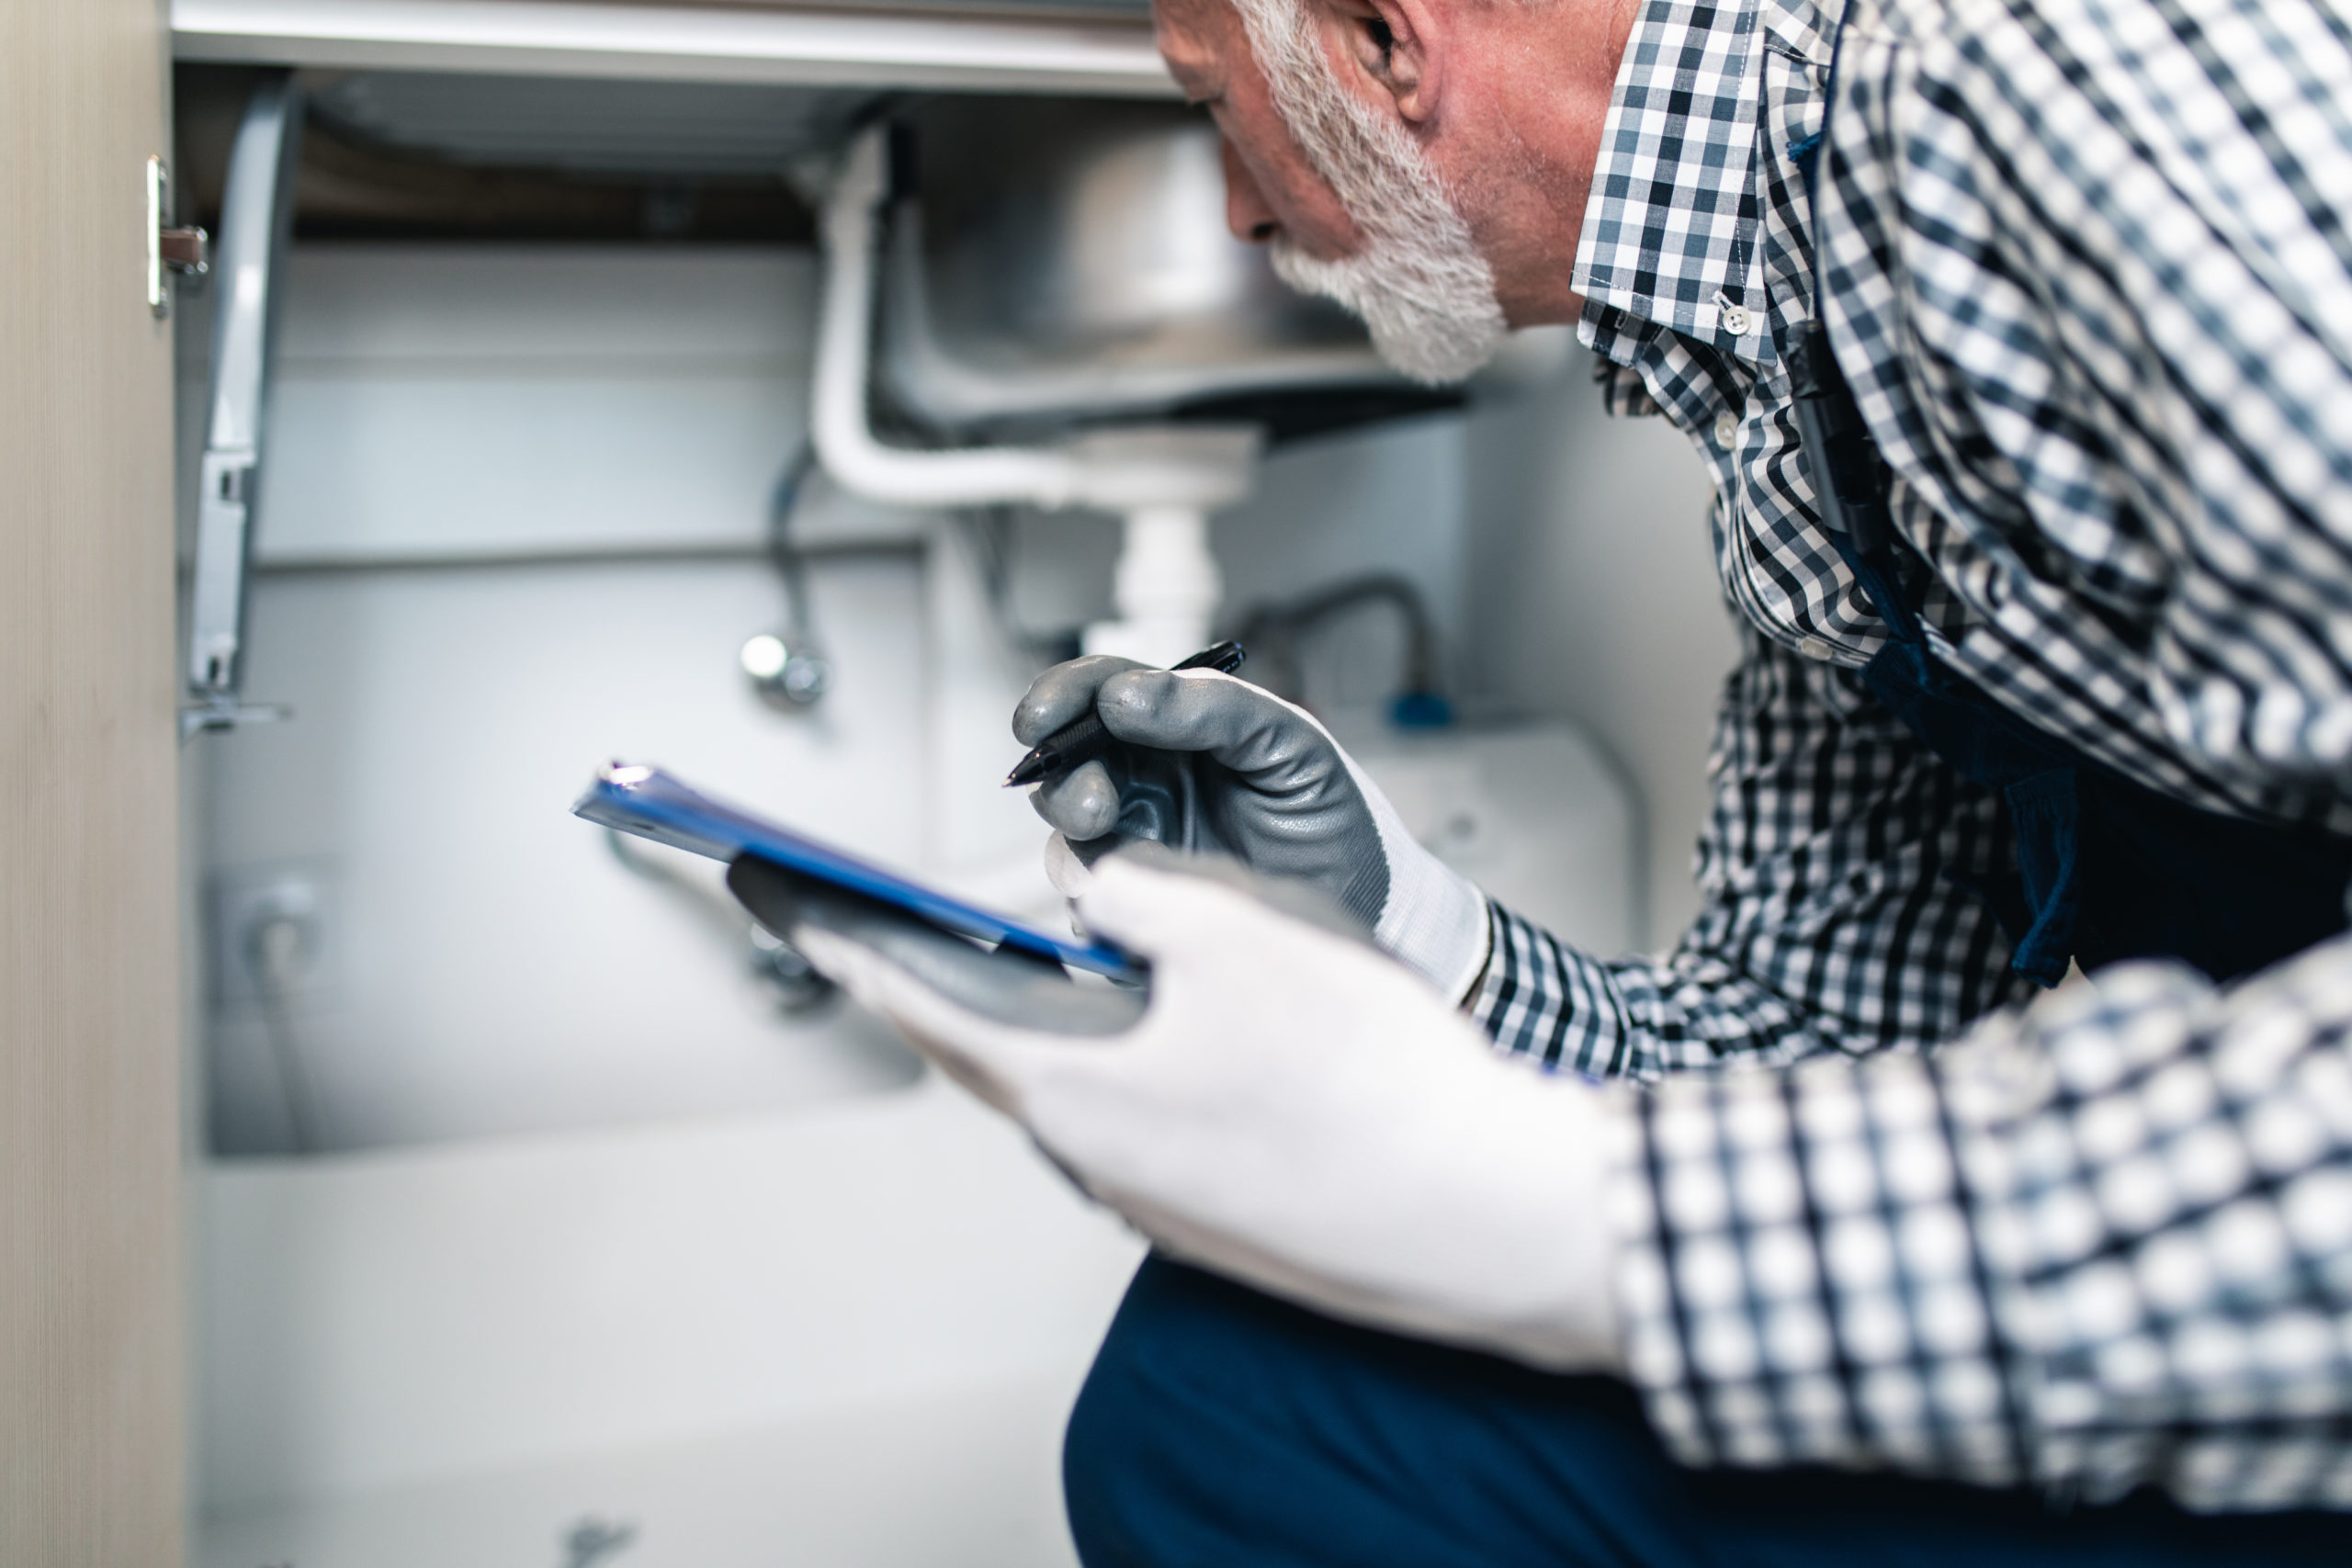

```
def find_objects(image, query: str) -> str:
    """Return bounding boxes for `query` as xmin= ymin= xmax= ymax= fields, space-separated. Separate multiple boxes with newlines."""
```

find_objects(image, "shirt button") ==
xmin=1798 ymin=637 xmax=1834 ymax=662
xmin=1721 ymin=305 xmax=1753 ymax=337
xmin=1713 ymin=411 xmax=1739 ymax=448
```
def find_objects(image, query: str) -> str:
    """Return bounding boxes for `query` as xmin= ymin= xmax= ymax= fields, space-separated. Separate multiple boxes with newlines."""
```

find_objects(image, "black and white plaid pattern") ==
xmin=1467 ymin=0 xmax=2352 ymax=1509
xmin=1576 ymin=0 xmax=1770 ymax=346
xmin=1472 ymin=623 xmax=2027 ymax=1077
xmin=1822 ymin=0 xmax=2352 ymax=831
xmin=1615 ymin=932 xmax=2352 ymax=1508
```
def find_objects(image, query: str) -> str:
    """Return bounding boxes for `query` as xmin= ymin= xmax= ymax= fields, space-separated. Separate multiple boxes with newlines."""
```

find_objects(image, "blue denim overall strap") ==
xmin=1786 ymin=20 xmax=2351 ymax=986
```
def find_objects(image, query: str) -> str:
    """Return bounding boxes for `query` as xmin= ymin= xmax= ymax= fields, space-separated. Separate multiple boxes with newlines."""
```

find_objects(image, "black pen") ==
xmin=1002 ymin=641 xmax=1248 ymax=788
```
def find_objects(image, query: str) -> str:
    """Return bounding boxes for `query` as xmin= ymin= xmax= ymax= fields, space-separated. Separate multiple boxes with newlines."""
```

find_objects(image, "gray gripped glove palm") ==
xmin=1018 ymin=657 xmax=1492 ymax=1002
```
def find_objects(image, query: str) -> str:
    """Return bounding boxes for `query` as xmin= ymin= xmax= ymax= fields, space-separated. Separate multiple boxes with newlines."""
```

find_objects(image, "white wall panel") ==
xmin=203 ymin=556 xmax=935 ymax=1154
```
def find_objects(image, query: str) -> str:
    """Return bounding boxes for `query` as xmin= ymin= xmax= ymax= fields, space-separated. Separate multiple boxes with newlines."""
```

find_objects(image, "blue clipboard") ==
xmin=574 ymin=762 xmax=1141 ymax=981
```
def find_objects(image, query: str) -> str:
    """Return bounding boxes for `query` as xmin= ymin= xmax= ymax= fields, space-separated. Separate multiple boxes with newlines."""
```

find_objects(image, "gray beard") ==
xmin=1229 ymin=0 xmax=1510 ymax=385
xmin=1272 ymin=231 xmax=1508 ymax=386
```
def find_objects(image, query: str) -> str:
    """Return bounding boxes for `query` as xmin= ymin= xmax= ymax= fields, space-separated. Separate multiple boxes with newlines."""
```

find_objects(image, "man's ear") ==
xmin=1323 ymin=0 xmax=1443 ymax=123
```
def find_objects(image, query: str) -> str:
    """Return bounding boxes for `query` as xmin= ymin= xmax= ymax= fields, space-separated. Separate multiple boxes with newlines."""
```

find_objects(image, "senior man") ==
xmin=737 ymin=0 xmax=2352 ymax=1561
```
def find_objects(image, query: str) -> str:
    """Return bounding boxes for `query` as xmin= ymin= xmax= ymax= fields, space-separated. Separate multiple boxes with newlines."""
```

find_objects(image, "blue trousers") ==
xmin=1064 ymin=1256 xmax=2352 ymax=1567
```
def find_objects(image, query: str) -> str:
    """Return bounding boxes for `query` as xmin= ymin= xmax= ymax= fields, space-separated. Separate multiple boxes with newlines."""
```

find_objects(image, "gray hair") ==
xmin=1227 ymin=0 xmax=1508 ymax=382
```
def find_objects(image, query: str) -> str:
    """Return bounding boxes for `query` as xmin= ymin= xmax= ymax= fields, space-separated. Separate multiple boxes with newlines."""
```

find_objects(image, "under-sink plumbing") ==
xmin=560 ymin=1517 xmax=639 ymax=1568
xmin=740 ymin=442 xmax=834 ymax=713
xmin=212 ymin=863 xmax=338 ymax=1154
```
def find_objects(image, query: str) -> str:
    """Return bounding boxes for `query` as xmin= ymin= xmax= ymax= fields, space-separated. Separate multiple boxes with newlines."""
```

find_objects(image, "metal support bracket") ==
xmin=183 ymin=74 xmax=303 ymax=740
xmin=147 ymin=155 xmax=210 ymax=318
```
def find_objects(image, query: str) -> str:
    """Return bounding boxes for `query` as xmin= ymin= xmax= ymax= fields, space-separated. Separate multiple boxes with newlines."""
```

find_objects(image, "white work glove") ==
xmin=1018 ymin=659 xmax=1491 ymax=1001
xmin=762 ymin=847 xmax=1626 ymax=1374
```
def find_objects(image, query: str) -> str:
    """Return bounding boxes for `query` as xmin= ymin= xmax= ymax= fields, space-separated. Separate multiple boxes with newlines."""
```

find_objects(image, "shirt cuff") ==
xmin=1468 ymin=900 xmax=1642 ymax=1075
xmin=1609 ymin=1049 xmax=2027 ymax=1486
xmin=1365 ymin=806 xmax=1493 ymax=1004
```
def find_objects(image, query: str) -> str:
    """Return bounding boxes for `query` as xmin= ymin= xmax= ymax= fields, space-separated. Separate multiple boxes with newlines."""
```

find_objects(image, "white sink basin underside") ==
xmin=198 ymin=1077 xmax=1146 ymax=1566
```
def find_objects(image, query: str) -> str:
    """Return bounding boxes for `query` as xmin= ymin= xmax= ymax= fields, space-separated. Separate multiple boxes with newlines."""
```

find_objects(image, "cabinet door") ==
xmin=0 ymin=3 xmax=185 ymax=1562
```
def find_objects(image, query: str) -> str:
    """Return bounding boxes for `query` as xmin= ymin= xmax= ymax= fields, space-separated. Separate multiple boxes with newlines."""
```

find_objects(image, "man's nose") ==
xmin=1221 ymin=139 xmax=1281 ymax=243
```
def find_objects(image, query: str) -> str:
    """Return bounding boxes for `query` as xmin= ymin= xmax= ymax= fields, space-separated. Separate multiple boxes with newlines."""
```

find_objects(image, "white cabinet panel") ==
xmin=175 ymin=0 xmax=1174 ymax=96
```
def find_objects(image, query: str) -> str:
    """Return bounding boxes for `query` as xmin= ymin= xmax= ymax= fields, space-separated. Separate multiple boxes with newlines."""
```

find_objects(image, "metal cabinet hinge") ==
xmin=146 ymin=156 xmax=210 ymax=319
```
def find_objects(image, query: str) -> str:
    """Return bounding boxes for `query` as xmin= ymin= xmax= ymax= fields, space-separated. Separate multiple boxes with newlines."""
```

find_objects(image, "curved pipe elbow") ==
xmin=810 ymin=390 xmax=1081 ymax=511
xmin=812 ymin=128 xmax=1083 ymax=512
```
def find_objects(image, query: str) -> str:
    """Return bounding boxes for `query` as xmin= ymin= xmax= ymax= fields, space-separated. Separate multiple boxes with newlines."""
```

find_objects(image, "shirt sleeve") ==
xmin=1607 ymin=927 xmax=2352 ymax=1511
xmin=1817 ymin=0 xmax=2352 ymax=826
xmin=1469 ymin=620 xmax=2030 ymax=1079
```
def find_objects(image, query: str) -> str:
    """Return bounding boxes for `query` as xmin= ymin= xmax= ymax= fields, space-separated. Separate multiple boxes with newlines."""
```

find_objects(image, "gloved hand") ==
xmin=1017 ymin=657 xmax=1491 ymax=1000
xmin=758 ymin=844 xmax=1628 ymax=1374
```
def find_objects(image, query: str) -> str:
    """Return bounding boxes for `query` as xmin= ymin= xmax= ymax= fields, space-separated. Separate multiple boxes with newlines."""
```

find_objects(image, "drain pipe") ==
xmin=813 ymin=130 xmax=1087 ymax=509
xmin=812 ymin=126 xmax=1260 ymax=664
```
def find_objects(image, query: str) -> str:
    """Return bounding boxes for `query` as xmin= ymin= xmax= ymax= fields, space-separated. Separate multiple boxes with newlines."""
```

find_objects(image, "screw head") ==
xmin=740 ymin=633 xmax=788 ymax=680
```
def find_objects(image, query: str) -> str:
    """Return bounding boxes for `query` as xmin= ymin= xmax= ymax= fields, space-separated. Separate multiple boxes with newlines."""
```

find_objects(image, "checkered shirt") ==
xmin=1464 ymin=0 xmax=2352 ymax=1510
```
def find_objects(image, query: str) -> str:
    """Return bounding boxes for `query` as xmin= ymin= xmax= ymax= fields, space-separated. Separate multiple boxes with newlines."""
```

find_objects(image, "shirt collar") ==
xmin=1572 ymin=0 xmax=1776 ymax=355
